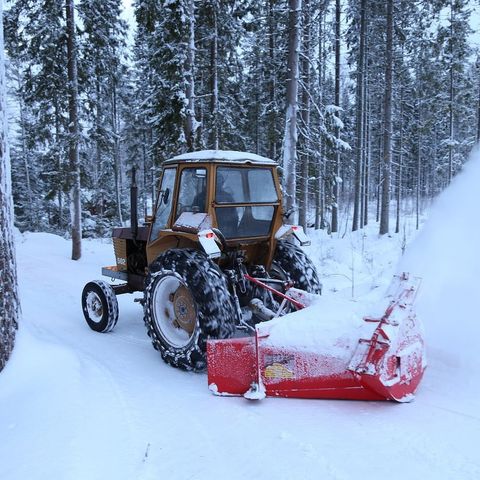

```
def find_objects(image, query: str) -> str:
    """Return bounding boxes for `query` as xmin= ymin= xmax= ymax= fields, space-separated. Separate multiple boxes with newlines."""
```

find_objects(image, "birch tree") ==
xmin=0 ymin=0 xmax=19 ymax=370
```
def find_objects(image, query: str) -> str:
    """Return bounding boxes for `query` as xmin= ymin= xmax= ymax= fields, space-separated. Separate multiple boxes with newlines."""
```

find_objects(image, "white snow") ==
xmin=170 ymin=149 xmax=275 ymax=164
xmin=1 ymin=154 xmax=480 ymax=479
xmin=258 ymin=296 xmax=366 ymax=362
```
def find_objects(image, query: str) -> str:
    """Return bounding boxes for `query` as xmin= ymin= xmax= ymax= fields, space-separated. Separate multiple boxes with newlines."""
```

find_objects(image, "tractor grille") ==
xmin=113 ymin=238 xmax=128 ymax=270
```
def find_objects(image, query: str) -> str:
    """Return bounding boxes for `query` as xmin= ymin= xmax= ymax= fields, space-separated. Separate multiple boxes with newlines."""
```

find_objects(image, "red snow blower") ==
xmin=207 ymin=273 xmax=426 ymax=402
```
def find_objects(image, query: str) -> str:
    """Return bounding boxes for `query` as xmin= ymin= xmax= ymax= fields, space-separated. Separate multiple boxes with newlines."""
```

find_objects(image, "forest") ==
xmin=3 ymin=0 xmax=479 ymax=251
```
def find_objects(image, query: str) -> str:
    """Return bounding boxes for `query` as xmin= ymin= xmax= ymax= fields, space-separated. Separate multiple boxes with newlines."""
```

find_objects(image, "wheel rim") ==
xmin=86 ymin=291 xmax=104 ymax=323
xmin=152 ymin=275 xmax=197 ymax=348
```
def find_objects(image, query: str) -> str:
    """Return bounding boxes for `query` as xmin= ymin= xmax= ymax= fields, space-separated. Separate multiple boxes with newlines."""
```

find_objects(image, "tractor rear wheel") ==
xmin=81 ymin=280 xmax=119 ymax=333
xmin=144 ymin=249 xmax=236 ymax=371
xmin=271 ymin=240 xmax=322 ymax=295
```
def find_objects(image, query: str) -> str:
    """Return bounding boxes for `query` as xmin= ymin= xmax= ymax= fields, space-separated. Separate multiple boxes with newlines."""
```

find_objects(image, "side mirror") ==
xmin=163 ymin=188 xmax=170 ymax=205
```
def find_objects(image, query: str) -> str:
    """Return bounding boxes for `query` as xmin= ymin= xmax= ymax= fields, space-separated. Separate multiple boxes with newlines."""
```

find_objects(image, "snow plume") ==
xmin=400 ymin=150 xmax=480 ymax=370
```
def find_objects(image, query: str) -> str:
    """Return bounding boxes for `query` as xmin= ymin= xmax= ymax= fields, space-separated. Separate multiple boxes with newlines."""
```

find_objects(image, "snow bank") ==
xmin=400 ymin=151 xmax=480 ymax=370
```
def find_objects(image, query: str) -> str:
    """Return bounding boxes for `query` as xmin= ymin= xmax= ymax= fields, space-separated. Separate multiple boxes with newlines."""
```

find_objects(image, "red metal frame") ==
xmin=243 ymin=273 xmax=305 ymax=310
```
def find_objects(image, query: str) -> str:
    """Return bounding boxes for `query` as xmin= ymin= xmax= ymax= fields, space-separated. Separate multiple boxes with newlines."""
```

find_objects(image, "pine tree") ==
xmin=134 ymin=0 xmax=199 ymax=159
xmin=4 ymin=0 xmax=70 ymax=233
xmin=195 ymin=0 xmax=252 ymax=151
xmin=78 ymin=0 xmax=129 ymax=229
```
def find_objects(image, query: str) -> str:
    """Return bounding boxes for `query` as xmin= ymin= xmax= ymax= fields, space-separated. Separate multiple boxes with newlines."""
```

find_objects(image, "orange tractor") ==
xmin=82 ymin=150 xmax=426 ymax=402
xmin=82 ymin=150 xmax=321 ymax=370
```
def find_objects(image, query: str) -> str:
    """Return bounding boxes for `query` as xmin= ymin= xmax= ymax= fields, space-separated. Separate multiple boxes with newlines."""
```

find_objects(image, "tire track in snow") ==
xmin=23 ymin=321 xmax=144 ymax=479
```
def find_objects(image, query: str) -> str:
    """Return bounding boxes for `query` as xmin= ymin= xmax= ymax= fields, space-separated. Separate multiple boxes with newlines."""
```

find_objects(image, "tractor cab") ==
xmin=147 ymin=150 xmax=285 ymax=267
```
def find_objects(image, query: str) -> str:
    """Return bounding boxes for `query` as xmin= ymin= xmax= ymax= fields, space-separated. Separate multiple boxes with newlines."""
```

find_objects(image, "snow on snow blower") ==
xmin=207 ymin=273 xmax=426 ymax=402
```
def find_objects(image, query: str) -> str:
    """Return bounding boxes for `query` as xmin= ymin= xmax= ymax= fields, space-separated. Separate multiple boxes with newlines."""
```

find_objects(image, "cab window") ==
xmin=175 ymin=168 xmax=207 ymax=220
xmin=150 ymin=168 xmax=176 ymax=240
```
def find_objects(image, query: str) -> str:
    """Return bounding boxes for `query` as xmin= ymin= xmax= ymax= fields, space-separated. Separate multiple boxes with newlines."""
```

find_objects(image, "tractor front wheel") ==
xmin=144 ymin=249 xmax=236 ymax=371
xmin=81 ymin=280 xmax=119 ymax=333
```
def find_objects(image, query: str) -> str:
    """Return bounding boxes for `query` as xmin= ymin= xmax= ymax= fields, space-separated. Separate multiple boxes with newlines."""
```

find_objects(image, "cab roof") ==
xmin=165 ymin=150 xmax=276 ymax=165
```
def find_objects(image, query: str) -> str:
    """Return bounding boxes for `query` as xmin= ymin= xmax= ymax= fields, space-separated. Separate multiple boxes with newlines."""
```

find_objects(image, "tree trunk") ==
xmin=66 ymin=0 xmax=82 ymax=259
xmin=363 ymin=17 xmax=370 ymax=227
xmin=331 ymin=0 xmax=341 ymax=233
xmin=282 ymin=0 xmax=302 ymax=222
xmin=142 ymin=131 xmax=148 ymax=218
xmin=315 ymin=8 xmax=325 ymax=230
xmin=210 ymin=2 xmax=219 ymax=150
xmin=184 ymin=0 xmax=196 ymax=151
xmin=54 ymin=96 xmax=63 ymax=229
xmin=0 ymin=1 xmax=19 ymax=370
xmin=448 ymin=0 xmax=454 ymax=184
xmin=395 ymin=96 xmax=403 ymax=234
xmin=95 ymin=75 xmax=102 ymax=216
xmin=18 ymin=90 xmax=34 ymax=228
xmin=298 ymin=0 xmax=310 ymax=230
xmin=352 ymin=0 xmax=366 ymax=232
xmin=112 ymin=82 xmax=123 ymax=224
xmin=379 ymin=0 xmax=393 ymax=235
xmin=267 ymin=0 xmax=277 ymax=160
xmin=376 ymin=135 xmax=381 ymax=223
xmin=395 ymin=37 xmax=405 ymax=235
xmin=477 ymin=56 xmax=480 ymax=143
xmin=416 ymin=99 xmax=422 ymax=231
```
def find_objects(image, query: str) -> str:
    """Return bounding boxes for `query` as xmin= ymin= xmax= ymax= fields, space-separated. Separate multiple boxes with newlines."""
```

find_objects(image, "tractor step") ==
xmin=102 ymin=266 xmax=128 ymax=282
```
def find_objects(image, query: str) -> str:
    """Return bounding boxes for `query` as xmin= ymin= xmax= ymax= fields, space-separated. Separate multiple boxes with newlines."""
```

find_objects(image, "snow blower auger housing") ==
xmin=207 ymin=273 xmax=426 ymax=402
xmin=81 ymin=150 xmax=322 ymax=371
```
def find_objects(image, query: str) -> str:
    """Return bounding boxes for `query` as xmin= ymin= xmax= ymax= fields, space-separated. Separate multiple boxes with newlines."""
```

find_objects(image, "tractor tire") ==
xmin=271 ymin=240 xmax=322 ymax=295
xmin=81 ymin=280 xmax=119 ymax=333
xmin=144 ymin=249 xmax=236 ymax=371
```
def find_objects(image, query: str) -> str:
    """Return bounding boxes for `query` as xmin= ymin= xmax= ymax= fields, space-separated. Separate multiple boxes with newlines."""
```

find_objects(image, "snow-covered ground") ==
xmin=1 ymin=158 xmax=480 ymax=479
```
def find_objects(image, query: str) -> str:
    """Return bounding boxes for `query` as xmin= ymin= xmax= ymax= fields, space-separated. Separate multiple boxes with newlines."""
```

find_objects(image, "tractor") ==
xmin=81 ymin=150 xmax=321 ymax=371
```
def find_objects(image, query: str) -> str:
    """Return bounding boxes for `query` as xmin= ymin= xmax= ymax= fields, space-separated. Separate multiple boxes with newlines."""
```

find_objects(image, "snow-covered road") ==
xmin=1 ymin=157 xmax=480 ymax=480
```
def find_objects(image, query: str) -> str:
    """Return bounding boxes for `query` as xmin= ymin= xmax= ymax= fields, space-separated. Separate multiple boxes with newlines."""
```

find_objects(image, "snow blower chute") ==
xmin=207 ymin=273 xmax=426 ymax=402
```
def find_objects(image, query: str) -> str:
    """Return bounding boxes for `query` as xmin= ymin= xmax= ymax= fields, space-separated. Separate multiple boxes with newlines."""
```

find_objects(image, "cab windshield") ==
xmin=215 ymin=167 xmax=278 ymax=239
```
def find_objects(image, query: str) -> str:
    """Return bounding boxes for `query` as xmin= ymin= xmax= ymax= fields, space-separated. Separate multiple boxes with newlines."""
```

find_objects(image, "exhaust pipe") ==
xmin=131 ymin=167 xmax=138 ymax=241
